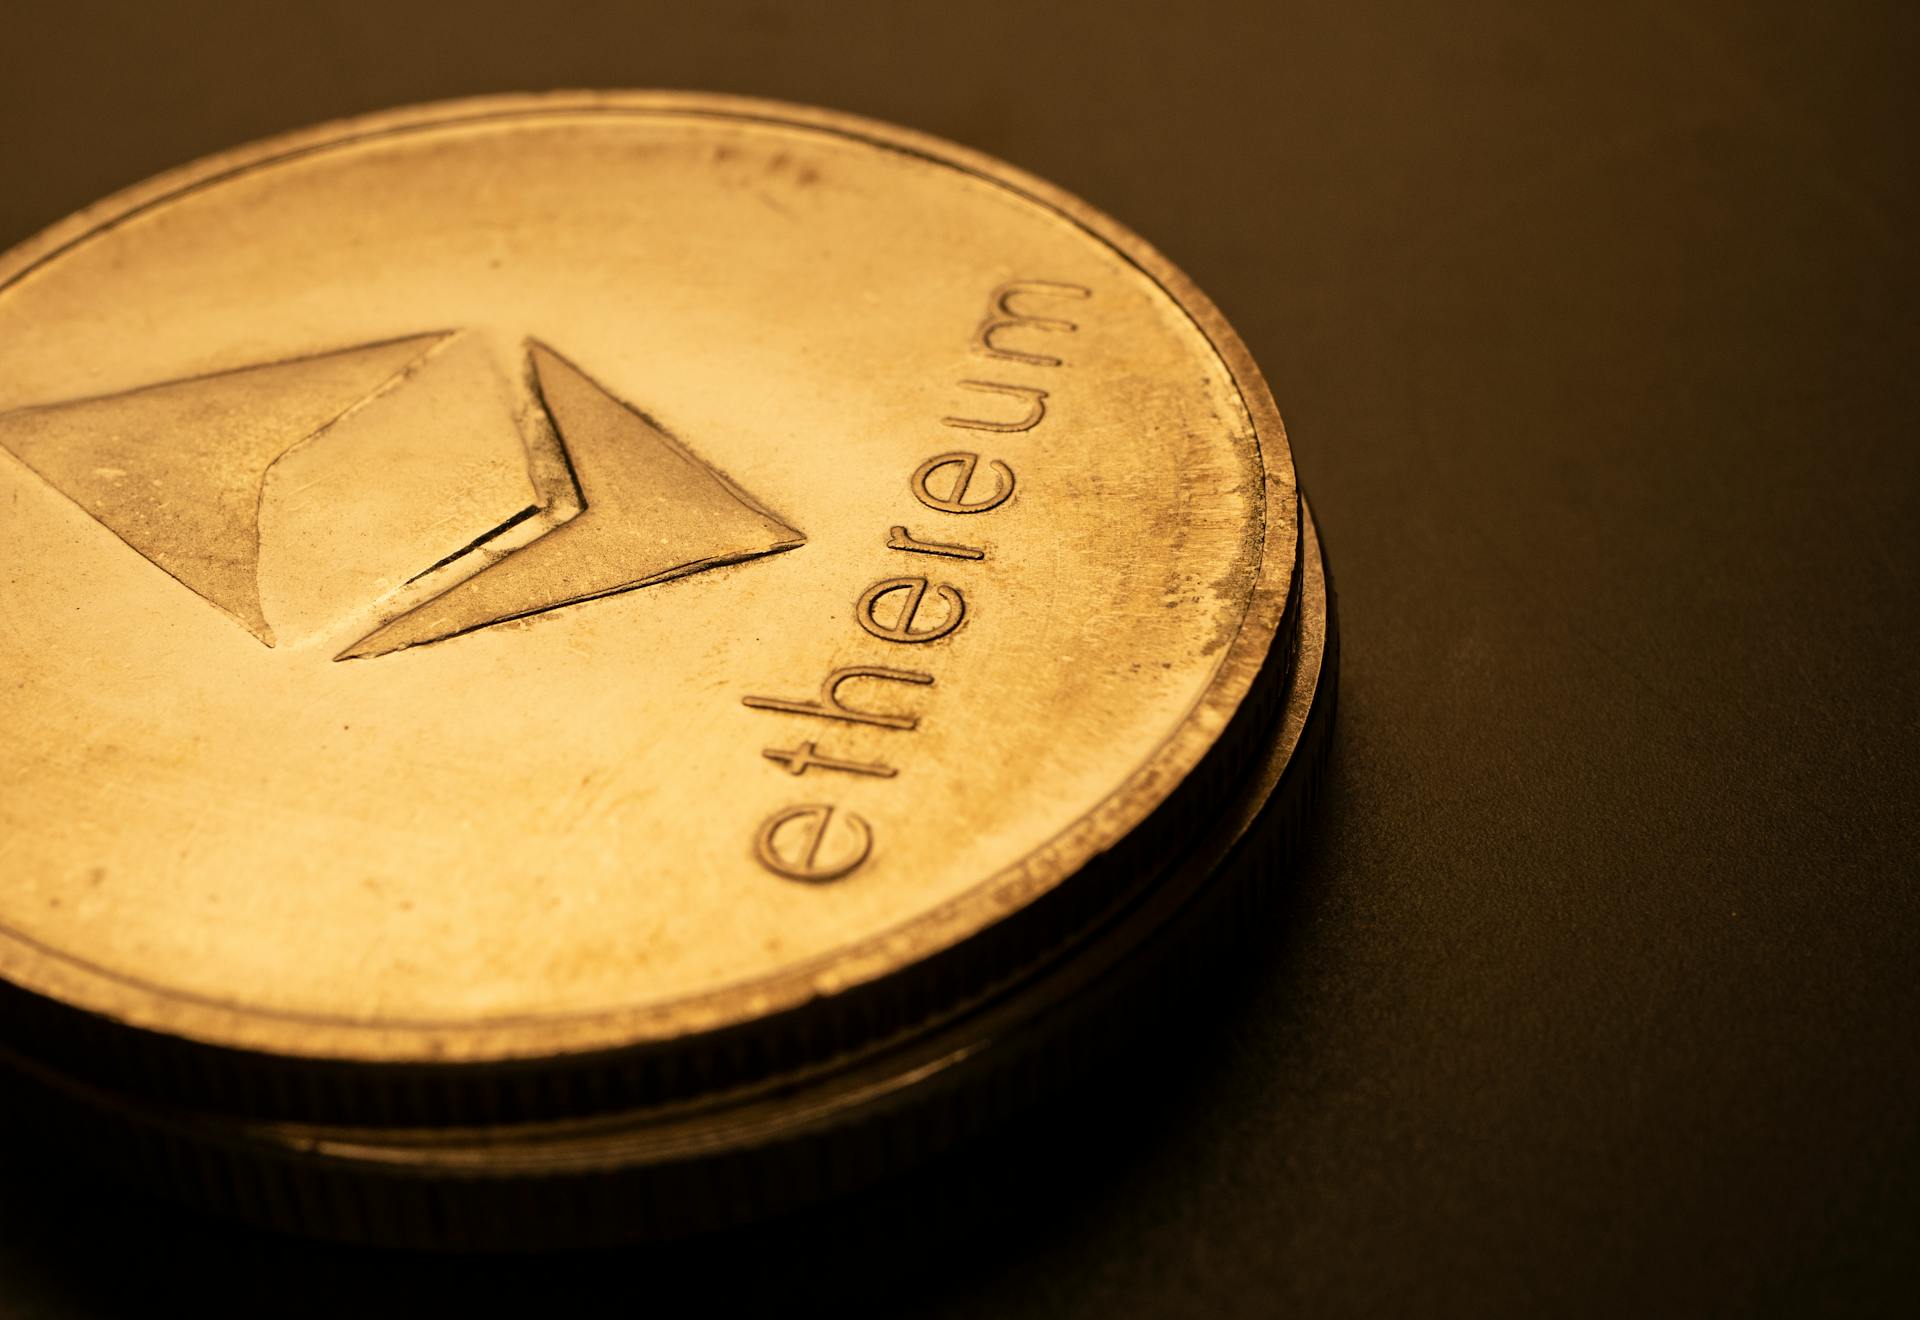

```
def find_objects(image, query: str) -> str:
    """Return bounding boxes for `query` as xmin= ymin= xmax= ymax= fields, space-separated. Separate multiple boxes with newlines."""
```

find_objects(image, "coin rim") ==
xmin=0 ymin=91 xmax=1299 ymax=1063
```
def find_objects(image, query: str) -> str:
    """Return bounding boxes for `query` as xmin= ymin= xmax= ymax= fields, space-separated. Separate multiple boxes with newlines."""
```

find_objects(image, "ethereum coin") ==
xmin=0 ymin=93 xmax=1331 ymax=1239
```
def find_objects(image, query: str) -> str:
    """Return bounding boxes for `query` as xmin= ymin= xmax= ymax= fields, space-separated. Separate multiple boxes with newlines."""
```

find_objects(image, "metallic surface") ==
xmin=0 ymin=94 xmax=1303 ymax=1125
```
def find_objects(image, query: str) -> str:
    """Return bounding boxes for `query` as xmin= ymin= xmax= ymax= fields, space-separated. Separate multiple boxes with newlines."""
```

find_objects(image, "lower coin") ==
xmin=3 ymin=503 xmax=1336 ymax=1251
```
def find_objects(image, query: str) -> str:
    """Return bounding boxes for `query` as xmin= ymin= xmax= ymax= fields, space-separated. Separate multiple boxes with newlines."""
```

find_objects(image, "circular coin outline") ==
xmin=0 ymin=92 xmax=1299 ymax=1078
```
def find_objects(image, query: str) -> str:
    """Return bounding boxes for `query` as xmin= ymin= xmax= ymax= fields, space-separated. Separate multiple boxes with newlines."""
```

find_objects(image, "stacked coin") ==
xmin=0 ymin=93 xmax=1336 ymax=1249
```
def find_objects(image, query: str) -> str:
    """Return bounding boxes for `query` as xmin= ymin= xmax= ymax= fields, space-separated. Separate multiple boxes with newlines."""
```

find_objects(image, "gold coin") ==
xmin=0 ymin=93 xmax=1313 ymax=1154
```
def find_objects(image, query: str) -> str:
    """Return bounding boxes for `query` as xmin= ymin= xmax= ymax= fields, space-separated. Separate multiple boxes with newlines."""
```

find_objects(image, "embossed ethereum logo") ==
xmin=0 ymin=334 xmax=804 ymax=659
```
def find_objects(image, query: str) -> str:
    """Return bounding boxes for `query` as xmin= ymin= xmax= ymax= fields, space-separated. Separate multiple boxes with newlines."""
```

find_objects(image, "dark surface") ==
xmin=3 ymin=2 xmax=1916 ymax=1315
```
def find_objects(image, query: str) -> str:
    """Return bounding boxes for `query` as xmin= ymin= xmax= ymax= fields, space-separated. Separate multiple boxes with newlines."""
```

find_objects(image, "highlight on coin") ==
xmin=0 ymin=91 xmax=1336 ymax=1249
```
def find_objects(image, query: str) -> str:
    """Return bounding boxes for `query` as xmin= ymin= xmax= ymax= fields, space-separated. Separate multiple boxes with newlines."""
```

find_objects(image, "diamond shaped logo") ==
xmin=0 ymin=334 xmax=804 ymax=659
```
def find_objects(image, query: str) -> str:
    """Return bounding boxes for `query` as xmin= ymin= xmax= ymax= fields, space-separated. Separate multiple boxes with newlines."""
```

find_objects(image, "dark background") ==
xmin=2 ymin=2 xmax=1916 ymax=1315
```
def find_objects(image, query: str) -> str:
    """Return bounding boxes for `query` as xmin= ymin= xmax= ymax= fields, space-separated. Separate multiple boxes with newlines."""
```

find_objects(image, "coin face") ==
xmin=0 ymin=94 xmax=1296 ymax=1070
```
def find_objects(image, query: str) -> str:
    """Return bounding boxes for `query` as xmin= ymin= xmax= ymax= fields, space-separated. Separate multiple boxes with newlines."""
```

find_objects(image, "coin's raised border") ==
xmin=0 ymin=92 xmax=1298 ymax=1082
